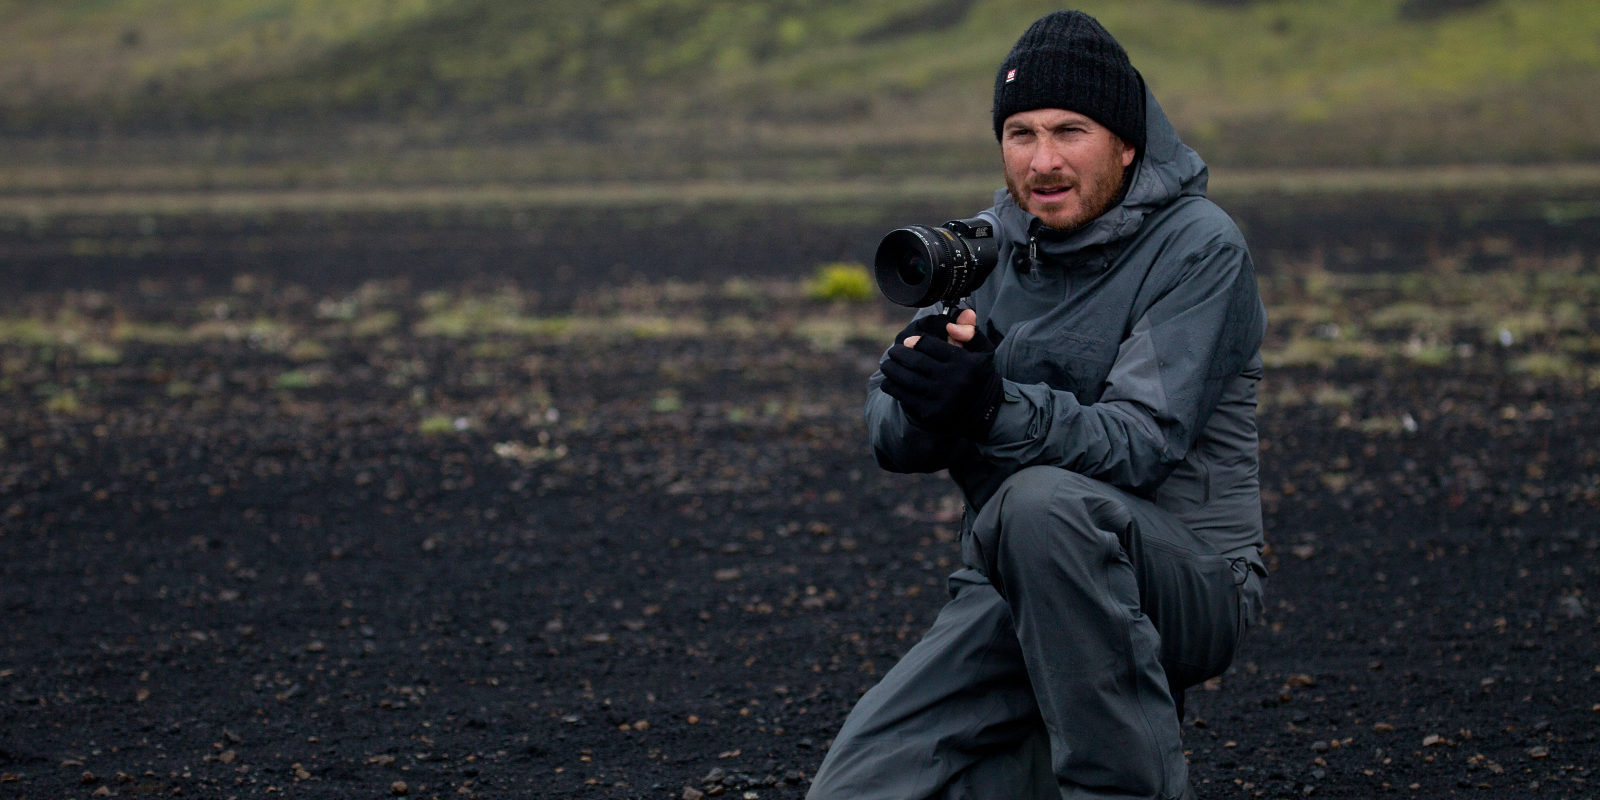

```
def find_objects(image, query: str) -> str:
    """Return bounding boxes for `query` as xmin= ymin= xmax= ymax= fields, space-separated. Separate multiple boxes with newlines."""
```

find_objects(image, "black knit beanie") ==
xmin=992 ymin=10 xmax=1146 ymax=151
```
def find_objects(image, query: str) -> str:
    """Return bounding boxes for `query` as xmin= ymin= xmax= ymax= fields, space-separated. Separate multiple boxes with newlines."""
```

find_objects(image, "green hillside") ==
xmin=2 ymin=0 xmax=1598 ymax=192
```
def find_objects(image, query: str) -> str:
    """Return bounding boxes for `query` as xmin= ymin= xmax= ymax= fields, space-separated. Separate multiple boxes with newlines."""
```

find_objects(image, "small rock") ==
xmin=683 ymin=788 xmax=705 ymax=800
xmin=1526 ymin=746 xmax=1550 ymax=759
xmin=391 ymin=779 xmax=409 ymax=795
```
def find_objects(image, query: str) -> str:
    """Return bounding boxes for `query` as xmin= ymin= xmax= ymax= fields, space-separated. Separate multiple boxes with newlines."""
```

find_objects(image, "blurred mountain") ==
xmin=2 ymin=0 xmax=1597 ymax=190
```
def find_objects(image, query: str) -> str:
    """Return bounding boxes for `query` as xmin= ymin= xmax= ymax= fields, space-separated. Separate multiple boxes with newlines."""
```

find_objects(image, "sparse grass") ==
xmin=286 ymin=339 xmax=330 ymax=362
xmin=0 ymin=268 xmax=1589 ymax=372
xmin=1263 ymin=335 xmax=1384 ymax=370
xmin=272 ymin=369 xmax=322 ymax=390
xmin=1259 ymin=270 xmax=1600 ymax=373
xmin=44 ymin=389 xmax=82 ymax=415
xmin=0 ymin=318 xmax=59 ymax=347
xmin=417 ymin=414 xmax=462 ymax=436
xmin=1510 ymin=352 xmax=1583 ymax=379
xmin=650 ymin=391 xmax=684 ymax=414
xmin=77 ymin=342 xmax=122 ymax=365
xmin=793 ymin=315 xmax=902 ymax=353
xmin=1 ymin=264 xmax=1593 ymax=423
xmin=350 ymin=310 xmax=401 ymax=337
xmin=413 ymin=293 xmax=569 ymax=339
xmin=113 ymin=321 xmax=191 ymax=345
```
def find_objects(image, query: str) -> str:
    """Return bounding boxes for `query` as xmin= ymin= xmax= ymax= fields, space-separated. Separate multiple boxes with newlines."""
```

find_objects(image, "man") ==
xmin=808 ymin=10 xmax=1267 ymax=800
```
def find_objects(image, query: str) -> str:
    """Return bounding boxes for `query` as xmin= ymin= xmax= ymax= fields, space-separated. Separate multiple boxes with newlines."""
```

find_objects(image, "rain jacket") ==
xmin=866 ymin=89 xmax=1268 ymax=569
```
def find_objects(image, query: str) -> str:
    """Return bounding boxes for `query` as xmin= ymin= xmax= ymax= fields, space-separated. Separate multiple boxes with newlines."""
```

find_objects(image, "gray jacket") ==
xmin=866 ymin=90 xmax=1267 ymax=568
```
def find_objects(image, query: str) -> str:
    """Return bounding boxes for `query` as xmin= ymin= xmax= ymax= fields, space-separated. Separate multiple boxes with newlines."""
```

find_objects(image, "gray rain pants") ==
xmin=808 ymin=466 xmax=1261 ymax=800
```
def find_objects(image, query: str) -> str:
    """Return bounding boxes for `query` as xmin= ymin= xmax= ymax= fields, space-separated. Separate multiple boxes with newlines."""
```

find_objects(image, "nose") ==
xmin=1029 ymin=140 xmax=1065 ymax=175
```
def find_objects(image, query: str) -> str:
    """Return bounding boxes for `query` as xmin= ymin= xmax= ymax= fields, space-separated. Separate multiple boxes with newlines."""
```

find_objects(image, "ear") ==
xmin=1119 ymin=142 xmax=1136 ymax=168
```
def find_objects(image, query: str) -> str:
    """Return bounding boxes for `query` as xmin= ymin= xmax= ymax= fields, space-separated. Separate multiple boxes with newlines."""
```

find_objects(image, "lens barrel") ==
xmin=873 ymin=218 xmax=999 ymax=308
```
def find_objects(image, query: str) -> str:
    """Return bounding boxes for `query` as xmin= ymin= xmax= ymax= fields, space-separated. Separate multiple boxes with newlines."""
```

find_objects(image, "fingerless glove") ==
xmin=879 ymin=326 xmax=1003 ymax=438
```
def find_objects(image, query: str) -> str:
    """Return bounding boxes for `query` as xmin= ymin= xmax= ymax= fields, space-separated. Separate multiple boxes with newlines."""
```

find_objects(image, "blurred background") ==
xmin=2 ymin=0 xmax=1600 ymax=332
xmin=2 ymin=0 xmax=1598 ymax=241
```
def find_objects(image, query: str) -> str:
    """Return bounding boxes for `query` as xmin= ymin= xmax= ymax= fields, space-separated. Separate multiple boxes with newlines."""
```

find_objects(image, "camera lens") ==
xmin=896 ymin=253 xmax=932 ymax=289
xmin=874 ymin=226 xmax=952 ymax=307
xmin=873 ymin=217 xmax=998 ymax=309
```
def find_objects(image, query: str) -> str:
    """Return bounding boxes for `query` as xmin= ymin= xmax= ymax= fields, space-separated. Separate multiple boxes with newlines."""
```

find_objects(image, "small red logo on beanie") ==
xmin=1005 ymin=68 xmax=1017 ymax=83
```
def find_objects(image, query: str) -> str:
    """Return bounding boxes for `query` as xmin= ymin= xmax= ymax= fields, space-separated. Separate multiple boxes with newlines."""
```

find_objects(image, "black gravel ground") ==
xmin=2 ymin=218 xmax=1598 ymax=799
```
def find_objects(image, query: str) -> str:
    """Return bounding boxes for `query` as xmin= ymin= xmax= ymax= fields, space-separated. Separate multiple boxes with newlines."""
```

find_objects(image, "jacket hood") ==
xmin=992 ymin=86 xmax=1209 ymax=267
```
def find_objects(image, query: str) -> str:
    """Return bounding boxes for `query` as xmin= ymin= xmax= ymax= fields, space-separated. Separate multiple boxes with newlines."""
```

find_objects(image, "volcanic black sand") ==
xmin=2 ymin=207 xmax=1597 ymax=799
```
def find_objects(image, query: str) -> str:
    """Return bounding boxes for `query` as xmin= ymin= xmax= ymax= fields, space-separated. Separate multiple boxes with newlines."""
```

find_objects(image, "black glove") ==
xmin=892 ymin=313 xmax=953 ymax=347
xmin=880 ymin=321 xmax=1004 ymax=438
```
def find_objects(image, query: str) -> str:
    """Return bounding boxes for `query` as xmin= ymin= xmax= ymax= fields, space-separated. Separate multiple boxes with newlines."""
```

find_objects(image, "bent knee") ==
xmin=976 ymin=468 xmax=1133 ymax=562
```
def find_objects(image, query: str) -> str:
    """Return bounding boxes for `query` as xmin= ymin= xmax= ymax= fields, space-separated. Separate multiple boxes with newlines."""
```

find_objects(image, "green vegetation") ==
xmin=2 ymin=0 xmax=1598 ymax=197
xmin=413 ymin=292 xmax=569 ymax=339
xmin=6 ymin=266 xmax=1599 ymax=417
xmin=417 ymin=414 xmax=462 ymax=436
xmin=1259 ymin=269 xmax=1600 ymax=376
xmin=271 ymin=368 xmax=322 ymax=390
xmin=807 ymin=263 xmax=875 ymax=303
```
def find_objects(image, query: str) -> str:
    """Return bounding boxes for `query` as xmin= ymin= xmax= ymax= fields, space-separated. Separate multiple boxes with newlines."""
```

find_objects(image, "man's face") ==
xmin=1001 ymin=108 xmax=1136 ymax=231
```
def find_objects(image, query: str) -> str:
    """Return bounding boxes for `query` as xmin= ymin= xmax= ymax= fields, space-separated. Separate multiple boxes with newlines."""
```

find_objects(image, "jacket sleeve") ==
xmin=973 ymin=240 xmax=1265 ymax=494
xmin=864 ymin=310 xmax=969 ymax=474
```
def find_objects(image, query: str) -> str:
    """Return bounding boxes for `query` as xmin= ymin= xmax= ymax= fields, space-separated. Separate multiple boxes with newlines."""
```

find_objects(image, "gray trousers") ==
xmin=809 ymin=467 xmax=1259 ymax=800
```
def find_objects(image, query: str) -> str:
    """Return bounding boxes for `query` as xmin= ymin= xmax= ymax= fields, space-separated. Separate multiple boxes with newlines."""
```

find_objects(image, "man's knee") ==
xmin=970 ymin=467 xmax=1132 ymax=574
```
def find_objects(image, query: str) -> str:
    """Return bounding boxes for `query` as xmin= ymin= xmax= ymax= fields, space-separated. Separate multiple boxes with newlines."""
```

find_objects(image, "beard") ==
xmin=1005 ymin=160 xmax=1129 ymax=232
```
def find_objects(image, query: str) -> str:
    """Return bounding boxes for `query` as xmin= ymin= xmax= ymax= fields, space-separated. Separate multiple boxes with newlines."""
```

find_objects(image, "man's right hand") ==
xmin=881 ymin=309 xmax=1004 ymax=438
xmin=901 ymin=308 xmax=980 ymax=349
xmin=893 ymin=314 xmax=954 ymax=348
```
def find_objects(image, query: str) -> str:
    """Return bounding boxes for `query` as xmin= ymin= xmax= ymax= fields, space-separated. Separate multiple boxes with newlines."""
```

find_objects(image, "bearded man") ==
xmin=808 ymin=10 xmax=1268 ymax=800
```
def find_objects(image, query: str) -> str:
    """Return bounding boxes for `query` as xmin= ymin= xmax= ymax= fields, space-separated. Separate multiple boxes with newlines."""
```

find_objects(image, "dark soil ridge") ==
xmin=3 ymin=182 xmax=1599 ymax=299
